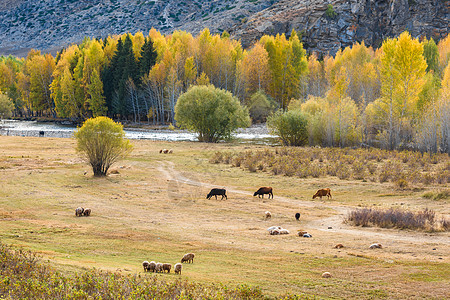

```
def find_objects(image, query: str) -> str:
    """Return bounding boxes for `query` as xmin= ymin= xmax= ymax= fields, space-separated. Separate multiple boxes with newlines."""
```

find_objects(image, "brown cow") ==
xmin=312 ymin=188 xmax=332 ymax=200
xmin=253 ymin=187 xmax=273 ymax=199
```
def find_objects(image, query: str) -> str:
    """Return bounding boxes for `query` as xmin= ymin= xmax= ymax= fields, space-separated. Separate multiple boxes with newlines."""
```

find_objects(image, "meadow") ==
xmin=0 ymin=136 xmax=449 ymax=299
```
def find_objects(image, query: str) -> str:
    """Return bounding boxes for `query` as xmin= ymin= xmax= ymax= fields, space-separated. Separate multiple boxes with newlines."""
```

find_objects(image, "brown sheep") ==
xmin=163 ymin=149 xmax=169 ymax=154
xmin=312 ymin=188 xmax=332 ymax=200
xmin=181 ymin=253 xmax=195 ymax=263
xmin=75 ymin=207 xmax=84 ymax=217
xmin=83 ymin=208 xmax=91 ymax=216
xmin=334 ymin=244 xmax=344 ymax=249
xmin=162 ymin=263 xmax=172 ymax=273
xmin=148 ymin=261 xmax=156 ymax=272
xmin=174 ymin=263 xmax=182 ymax=274
xmin=253 ymin=187 xmax=273 ymax=199
xmin=265 ymin=211 xmax=272 ymax=220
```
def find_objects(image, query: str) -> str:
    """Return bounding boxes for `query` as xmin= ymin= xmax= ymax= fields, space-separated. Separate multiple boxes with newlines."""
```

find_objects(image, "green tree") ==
xmin=248 ymin=90 xmax=275 ymax=123
xmin=267 ymin=109 xmax=309 ymax=146
xmin=175 ymin=85 xmax=250 ymax=142
xmin=0 ymin=93 xmax=14 ymax=119
xmin=74 ymin=117 xmax=133 ymax=176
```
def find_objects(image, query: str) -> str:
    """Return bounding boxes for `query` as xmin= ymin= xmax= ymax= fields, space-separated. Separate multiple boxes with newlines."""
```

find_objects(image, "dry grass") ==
xmin=0 ymin=136 xmax=449 ymax=299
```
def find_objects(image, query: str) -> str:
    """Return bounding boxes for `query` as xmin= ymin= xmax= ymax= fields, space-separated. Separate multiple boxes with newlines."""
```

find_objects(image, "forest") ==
xmin=0 ymin=29 xmax=449 ymax=152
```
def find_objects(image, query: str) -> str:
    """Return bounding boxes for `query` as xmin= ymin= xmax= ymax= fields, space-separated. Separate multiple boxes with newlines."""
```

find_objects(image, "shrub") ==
xmin=175 ymin=85 xmax=250 ymax=142
xmin=395 ymin=178 xmax=409 ymax=189
xmin=267 ymin=110 xmax=309 ymax=146
xmin=248 ymin=90 xmax=275 ymax=123
xmin=75 ymin=117 xmax=133 ymax=176
xmin=345 ymin=208 xmax=448 ymax=232
xmin=325 ymin=4 xmax=337 ymax=18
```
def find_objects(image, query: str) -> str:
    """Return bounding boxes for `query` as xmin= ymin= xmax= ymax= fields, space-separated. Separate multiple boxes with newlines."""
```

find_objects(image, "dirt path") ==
xmin=157 ymin=160 xmax=450 ymax=246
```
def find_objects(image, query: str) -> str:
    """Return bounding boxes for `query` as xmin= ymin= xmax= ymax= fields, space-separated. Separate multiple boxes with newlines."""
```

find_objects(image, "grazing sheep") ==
xmin=295 ymin=213 xmax=300 ymax=221
xmin=279 ymin=228 xmax=290 ymax=234
xmin=155 ymin=262 xmax=163 ymax=272
xmin=163 ymin=149 xmax=169 ymax=154
xmin=159 ymin=149 xmax=163 ymax=153
xmin=369 ymin=243 xmax=382 ymax=249
xmin=334 ymin=244 xmax=344 ymax=249
xmin=168 ymin=149 xmax=173 ymax=154
xmin=83 ymin=208 xmax=91 ymax=216
xmin=75 ymin=207 xmax=84 ymax=217
xmin=174 ymin=263 xmax=182 ymax=274
xmin=322 ymin=272 xmax=332 ymax=278
xmin=142 ymin=261 xmax=150 ymax=272
xmin=253 ymin=187 xmax=273 ymax=199
xmin=181 ymin=253 xmax=195 ymax=263
xmin=297 ymin=231 xmax=307 ymax=236
xmin=265 ymin=211 xmax=272 ymax=220
xmin=162 ymin=263 xmax=172 ymax=273
xmin=303 ymin=233 xmax=312 ymax=238
xmin=148 ymin=261 xmax=156 ymax=272
xmin=206 ymin=188 xmax=227 ymax=200
xmin=312 ymin=188 xmax=332 ymax=200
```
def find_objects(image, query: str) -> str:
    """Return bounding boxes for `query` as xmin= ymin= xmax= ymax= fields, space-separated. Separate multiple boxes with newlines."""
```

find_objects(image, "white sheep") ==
xmin=369 ymin=243 xmax=382 ymax=249
xmin=142 ymin=261 xmax=149 ymax=272
xmin=155 ymin=262 xmax=163 ymax=272
xmin=279 ymin=228 xmax=290 ymax=234
xmin=75 ymin=207 xmax=84 ymax=217
xmin=174 ymin=263 xmax=182 ymax=274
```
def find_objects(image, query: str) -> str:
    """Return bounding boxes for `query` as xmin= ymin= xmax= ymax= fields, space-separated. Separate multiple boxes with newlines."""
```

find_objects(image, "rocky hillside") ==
xmin=0 ymin=0 xmax=448 ymax=57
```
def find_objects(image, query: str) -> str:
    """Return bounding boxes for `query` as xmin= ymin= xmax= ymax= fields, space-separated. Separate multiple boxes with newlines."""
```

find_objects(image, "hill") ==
xmin=0 ymin=0 xmax=448 ymax=56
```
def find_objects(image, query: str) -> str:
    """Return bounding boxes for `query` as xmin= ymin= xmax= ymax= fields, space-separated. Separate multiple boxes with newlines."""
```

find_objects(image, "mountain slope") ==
xmin=0 ymin=0 xmax=448 ymax=57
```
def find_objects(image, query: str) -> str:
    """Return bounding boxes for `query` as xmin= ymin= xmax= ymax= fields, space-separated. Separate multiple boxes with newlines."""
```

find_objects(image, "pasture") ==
xmin=0 ymin=136 xmax=449 ymax=299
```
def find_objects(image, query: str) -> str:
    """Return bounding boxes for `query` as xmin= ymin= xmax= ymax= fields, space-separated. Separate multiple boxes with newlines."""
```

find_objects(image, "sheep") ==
xmin=270 ymin=229 xmax=280 ymax=235
xmin=312 ymin=188 xmax=332 ymax=200
xmin=334 ymin=244 xmax=344 ymax=249
xmin=322 ymin=272 xmax=332 ymax=278
xmin=267 ymin=226 xmax=281 ymax=231
xmin=206 ymin=188 xmax=227 ymax=200
xmin=163 ymin=149 xmax=169 ymax=154
xmin=83 ymin=208 xmax=91 ymax=216
xmin=142 ymin=261 xmax=150 ymax=272
xmin=168 ymin=149 xmax=173 ymax=154
xmin=265 ymin=211 xmax=272 ymax=220
xmin=159 ymin=149 xmax=163 ymax=153
xmin=174 ymin=263 xmax=182 ymax=274
xmin=369 ymin=243 xmax=382 ymax=249
xmin=253 ymin=187 xmax=273 ymax=199
xmin=155 ymin=262 xmax=163 ymax=272
xmin=162 ymin=263 xmax=172 ymax=273
xmin=295 ymin=213 xmax=300 ymax=221
xmin=302 ymin=233 xmax=312 ymax=238
xmin=181 ymin=253 xmax=195 ymax=263
xmin=297 ymin=231 xmax=307 ymax=237
xmin=279 ymin=228 xmax=290 ymax=234
xmin=148 ymin=261 xmax=156 ymax=272
xmin=75 ymin=207 xmax=84 ymax=217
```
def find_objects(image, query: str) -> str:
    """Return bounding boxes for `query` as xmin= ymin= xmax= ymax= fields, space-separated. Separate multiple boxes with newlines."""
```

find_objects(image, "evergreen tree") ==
xmin=138 ymin=37 xmax=157 ymax=79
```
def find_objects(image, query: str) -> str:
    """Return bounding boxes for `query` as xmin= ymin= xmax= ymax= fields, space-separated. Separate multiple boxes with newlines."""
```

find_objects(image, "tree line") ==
xmin=0 ymin=29 xmax=449 ymax=152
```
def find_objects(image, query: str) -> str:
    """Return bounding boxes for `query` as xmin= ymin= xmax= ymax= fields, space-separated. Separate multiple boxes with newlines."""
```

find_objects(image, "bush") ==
xmin=175 ymin=85 xmax=250 ymax=142
xmin=75 ymin=117 xmax=133 ymax=176
xmin=248 ymin=90 xmax=275 ymax=123
xmin=267 ymin=110 xmax=309 ymax=146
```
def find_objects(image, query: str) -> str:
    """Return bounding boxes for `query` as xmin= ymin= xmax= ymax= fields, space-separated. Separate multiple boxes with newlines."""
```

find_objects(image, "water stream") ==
xmin=0 ymin=120 xmax=278 ymax=144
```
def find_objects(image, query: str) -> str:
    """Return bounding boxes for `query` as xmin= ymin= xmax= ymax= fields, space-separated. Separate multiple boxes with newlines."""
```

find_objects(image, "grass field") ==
xmin=0 ymin=136 xmax=449 ymax=299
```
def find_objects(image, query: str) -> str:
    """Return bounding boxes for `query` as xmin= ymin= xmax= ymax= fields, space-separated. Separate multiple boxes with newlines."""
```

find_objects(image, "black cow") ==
xmin=206 ymin=188 xmax=227 ymax=200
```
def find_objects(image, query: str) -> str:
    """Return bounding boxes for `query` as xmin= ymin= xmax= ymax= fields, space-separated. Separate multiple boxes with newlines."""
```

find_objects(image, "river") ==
xmin=0 ymin=120 xmax=278 ymax=144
